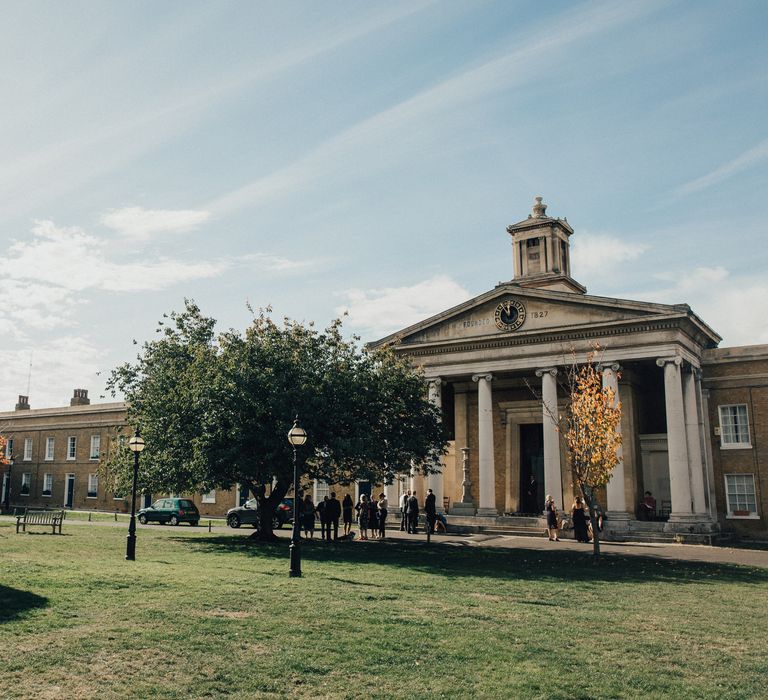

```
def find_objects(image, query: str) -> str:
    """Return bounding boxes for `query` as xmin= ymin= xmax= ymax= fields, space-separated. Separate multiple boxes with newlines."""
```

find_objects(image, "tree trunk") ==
xmin=247 ymin=480 xmax=290 ymax=542
xmin=580 ymin=485 xmax=601 ymax=563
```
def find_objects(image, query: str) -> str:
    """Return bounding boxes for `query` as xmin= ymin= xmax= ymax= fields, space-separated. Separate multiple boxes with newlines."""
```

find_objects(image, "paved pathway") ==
xmin=3 ymin=514 xmax=767 ymax=568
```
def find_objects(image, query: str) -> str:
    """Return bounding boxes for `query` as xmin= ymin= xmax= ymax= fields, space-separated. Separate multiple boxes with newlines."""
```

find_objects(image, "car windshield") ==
xmin=246 ymin=499 xmax=259 ymax=509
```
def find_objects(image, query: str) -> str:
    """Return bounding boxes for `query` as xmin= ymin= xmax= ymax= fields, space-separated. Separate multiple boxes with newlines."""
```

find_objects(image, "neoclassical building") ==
xmin=371 ymin=198 xmax=768 ymax=538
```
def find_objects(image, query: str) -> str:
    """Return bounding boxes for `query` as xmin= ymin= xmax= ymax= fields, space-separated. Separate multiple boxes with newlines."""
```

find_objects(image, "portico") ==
xmin=370 ymin=198 xmax=720 ymax=537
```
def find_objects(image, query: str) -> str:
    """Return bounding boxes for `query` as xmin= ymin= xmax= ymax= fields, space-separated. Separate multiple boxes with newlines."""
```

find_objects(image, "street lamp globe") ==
xmin=287 ymin=418 xmax=307 ymax=446
xmin=128 ymin=435 xmax=146 ymax=453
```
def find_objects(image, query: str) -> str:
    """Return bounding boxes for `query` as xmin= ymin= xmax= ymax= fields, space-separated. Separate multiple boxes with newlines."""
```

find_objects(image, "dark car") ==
xmin=226 ymin=498 xmax=292 ymax=529
xmin=138 ymin=497 xmax=199 ymax=526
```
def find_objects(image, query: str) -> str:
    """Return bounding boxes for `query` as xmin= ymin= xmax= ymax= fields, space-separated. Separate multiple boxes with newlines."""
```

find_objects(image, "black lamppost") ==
xmin=125 ymin=429 xmax=145 ymax=561
xmin=287 ymin=416 xmax=307 ymax=578
xmin=3 ymin=455 xmax=13 ymax=512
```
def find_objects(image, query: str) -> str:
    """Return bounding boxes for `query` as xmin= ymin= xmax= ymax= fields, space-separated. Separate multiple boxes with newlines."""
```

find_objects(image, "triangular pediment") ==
xmin=369 ymin=283 xmax=720 ymax=349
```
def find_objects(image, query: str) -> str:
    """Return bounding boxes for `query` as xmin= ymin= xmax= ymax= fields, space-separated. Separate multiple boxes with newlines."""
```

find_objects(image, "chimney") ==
xmin=15 ymin=395 xmax=30 ymax=410
xmin=71 ymin=389 xmax=90 ymax=406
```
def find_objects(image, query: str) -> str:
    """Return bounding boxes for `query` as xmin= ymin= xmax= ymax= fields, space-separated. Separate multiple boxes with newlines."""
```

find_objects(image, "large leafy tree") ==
xmin=106 ymin=300 xmax=446 ymax=537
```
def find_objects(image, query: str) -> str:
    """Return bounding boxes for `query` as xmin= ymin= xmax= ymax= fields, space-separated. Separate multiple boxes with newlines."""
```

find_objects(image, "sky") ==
xmin=1 ymin=0 xmax=767 ymax=409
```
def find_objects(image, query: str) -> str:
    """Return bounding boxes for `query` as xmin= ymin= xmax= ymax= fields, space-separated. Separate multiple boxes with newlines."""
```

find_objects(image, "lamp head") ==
xmin=287 ymin=416 xmax=307 ymax=446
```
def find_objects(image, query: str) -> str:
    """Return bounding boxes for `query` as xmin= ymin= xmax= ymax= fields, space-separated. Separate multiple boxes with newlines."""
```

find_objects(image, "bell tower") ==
xmin=506 ymin=197 xmax=586 ymax=294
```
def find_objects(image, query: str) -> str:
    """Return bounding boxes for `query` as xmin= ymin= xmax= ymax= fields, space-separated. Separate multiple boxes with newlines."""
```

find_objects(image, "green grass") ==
xmin=1 ymin=520 xmax=767 ymax=700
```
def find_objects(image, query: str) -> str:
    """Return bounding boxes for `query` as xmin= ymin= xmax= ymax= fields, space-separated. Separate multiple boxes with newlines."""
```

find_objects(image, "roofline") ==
xmin=367 ymin=283 xmax=721 ymax=349
xmin=0 ymin=401 xmax=127 ymax=421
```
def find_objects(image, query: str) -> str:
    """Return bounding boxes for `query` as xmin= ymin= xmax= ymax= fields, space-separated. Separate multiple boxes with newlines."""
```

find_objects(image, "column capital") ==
xmin=471 ymin=373 xmax=494 ymax=383
xmin=426 ymin=377 xmax=443 ymax=386
xmin=599 ymin=362 xmax=621 ymax=373
xmin=690 ymin=366 xmax=703 ymax=380
xmin=534 ymin=367 xmax=558 ymax=378
xmin=656 ymin=356 xmax=682 ymax=368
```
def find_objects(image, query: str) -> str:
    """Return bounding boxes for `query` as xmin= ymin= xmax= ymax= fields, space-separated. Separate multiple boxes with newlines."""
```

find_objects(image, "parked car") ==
xmin=137 ymin=497 xmax=199 ymax=526
xmin=226 ymin=498 xmax=293 ymax=530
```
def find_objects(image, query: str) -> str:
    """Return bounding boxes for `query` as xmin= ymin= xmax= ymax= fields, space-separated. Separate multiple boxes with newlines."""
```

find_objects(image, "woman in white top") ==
xmin=377 ymin=493 xmax=389 ymax=539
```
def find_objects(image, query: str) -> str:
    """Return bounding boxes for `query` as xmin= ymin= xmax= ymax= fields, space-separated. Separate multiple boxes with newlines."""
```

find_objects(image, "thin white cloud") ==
xmin=207 ymin=1 xmax=660 ymax=215
xmin=677 ymin=138 xmax=768 ymax=196
xmin=0 ymin=336 xmax=106 ymax=411
xmin=336 ymin=275 xmax=470 ymax=340
xmin=100 ymin=206 xmax=210 ymax=240
xmin=638 ymin=267 xmax=768 ymax=346
xmin=570 ymin=233 xmax=646 ymax=281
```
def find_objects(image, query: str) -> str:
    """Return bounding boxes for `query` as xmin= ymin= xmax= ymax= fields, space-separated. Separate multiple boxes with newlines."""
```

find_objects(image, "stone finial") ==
xmin=532 ymin=196 xmax=547 ymax=218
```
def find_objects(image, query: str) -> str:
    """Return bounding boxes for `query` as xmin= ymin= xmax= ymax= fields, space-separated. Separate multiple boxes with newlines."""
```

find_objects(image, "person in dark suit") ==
xmin=400 ymin=490 xmax=411 ymax=531
xmin=316 ymin=496 xmax=328 ymax=540
xmin=424 ymin=488 xmax=437 ymax=534
xmin=325 ymin=492 xmax=342 ymax=541
xmin=407 ymin=492 xmax=420 ymax=534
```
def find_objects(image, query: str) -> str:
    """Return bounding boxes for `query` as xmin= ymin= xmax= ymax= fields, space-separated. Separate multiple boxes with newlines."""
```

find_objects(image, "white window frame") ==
xmin=201 ymin=489 xmax=216 ymax=504
xmin=313 ymin=479 xmax=330 ymax=503
xmin=42 ymin=473 xmax=53 ymax=497
xmin=23 ymin=438 xmax=32 ymax=461
xmin=718 ymin=404 xmax=752 ymax=449
xmin=89 ymin=434 xmax=101 ymax=460
xmin=4 ymin=438 xmax=12 ymax=459
xmin=87 ymin=473 xmax=98 ymax=499
xmin=67 ymin=436 xmax=77 ymax=461
xmin=45 ymin=437 xmax=55 ymax=461
xmin=724 ymin=474 xmax=759 ymax=519
xmin=21 ymin=472 xmax=31 ymax=496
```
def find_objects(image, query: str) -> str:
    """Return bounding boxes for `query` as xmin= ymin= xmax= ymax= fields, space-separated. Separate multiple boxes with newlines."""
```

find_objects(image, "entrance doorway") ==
xmin=519 ymin=423 xmax=544 ymax=514
xmin=65 ymin=474 xmax=75 ymax=508
xmin=357 ymin=481 xmax=372 ymax=500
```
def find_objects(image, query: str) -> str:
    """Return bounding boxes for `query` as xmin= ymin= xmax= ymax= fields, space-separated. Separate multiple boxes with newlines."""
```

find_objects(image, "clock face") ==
xmin=494 ymin=299 xmax=526 ymax=331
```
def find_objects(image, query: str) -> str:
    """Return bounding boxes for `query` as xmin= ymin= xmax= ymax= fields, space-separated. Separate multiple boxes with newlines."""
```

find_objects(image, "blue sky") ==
xmin=1 ymin=0 xmax=767 ymax=408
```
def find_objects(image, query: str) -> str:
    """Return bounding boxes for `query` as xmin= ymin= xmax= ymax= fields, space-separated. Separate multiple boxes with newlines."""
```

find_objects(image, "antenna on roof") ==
xmin=26 ymin=352 xmax=33 ymax=396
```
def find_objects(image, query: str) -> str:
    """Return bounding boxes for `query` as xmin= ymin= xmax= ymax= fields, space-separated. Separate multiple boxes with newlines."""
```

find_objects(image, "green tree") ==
xmin=106 ymin=300 xmax=447 ymax=537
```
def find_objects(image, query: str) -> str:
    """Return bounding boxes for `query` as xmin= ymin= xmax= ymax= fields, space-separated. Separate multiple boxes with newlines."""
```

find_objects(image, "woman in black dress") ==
xmin=545 ymin=495 xmax=560 ymax=541
xmin=342 ymin=493 xmax=353 ymax=536
xmin=571 ymin=496 xmax=589 ymax=543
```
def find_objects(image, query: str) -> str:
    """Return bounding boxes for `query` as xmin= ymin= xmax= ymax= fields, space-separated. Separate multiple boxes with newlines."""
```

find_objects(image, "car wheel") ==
xmin=138 ymin=514 xmax=148 ymax=525
xmin=272 ymin=516 xmax=282 ymax=530
xmin=227 ymin=514 xmax=241 ymax=529
xmin=169 ymin=515 xmax=179 ymax=526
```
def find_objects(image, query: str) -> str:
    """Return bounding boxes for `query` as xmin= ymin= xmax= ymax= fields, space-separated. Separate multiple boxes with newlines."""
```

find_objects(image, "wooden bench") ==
xmin=15 ymin=508 xmax=65 ymax=534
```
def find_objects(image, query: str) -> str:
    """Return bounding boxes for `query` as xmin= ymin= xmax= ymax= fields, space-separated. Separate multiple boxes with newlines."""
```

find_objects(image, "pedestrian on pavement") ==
xmin=400 ymin=489 xmax=410 ymax=531
xmin=545 ymin=495 xmax=560 ymax=541
xmin=301 ymin=494 xmax=315 ymax=538
xmin=407 ymin=491 xmax=420 ymax=534
xmin=377 ymin=492 xmax=388 ymax=539
xmin=342 ymin=493 xmax=354 ymax=536
xmin=357 ymin=494 xmax=370 ymax=540
xmin=424 ymin=488 xmax=437 ymax=534
xmin=326 ymin=491 xmax=342 ymax=541
xmin=316 ymin=496 xmax=328 ymax=540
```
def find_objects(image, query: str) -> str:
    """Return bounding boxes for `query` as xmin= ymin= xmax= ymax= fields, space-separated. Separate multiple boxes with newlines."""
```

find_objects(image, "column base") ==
xmin=450 ymin=502 xmax=476 ymax=516
xmin=605 ymin=511 xmax=631 ymax=532
xmin=476 ymin=507 xmax=498 ymax=517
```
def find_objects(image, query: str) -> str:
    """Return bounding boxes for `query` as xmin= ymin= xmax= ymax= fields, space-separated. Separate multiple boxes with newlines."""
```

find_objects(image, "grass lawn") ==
xmin=1 ymin=521 xmax=766 ymax=700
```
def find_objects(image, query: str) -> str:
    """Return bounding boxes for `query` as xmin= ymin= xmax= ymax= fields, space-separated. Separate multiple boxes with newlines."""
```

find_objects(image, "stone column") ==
xmin=656 ymin=357 xmax=694 ymax=524
xmin=602 ymin=363 xmax=629 ymax=526
xmin=451 ymin=447 xmax=476 ymax=515
xmin=383 ymin=478 xmax=399 ymax=511
xmin=409 ymin=464 xmax=424 ymax=504
xmin=472 ymin=373 xmax=497 ymax=516
xmin=427 ymin=378 xmax=445 ymax=512
xmin=683 ymin=368 xmax=708 ymax=517
xmin=535 ymin=368 xmax=562 ymax=511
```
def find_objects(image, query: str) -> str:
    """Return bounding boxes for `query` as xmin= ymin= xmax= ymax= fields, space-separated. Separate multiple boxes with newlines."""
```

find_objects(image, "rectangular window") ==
xmin=21 ymin=472 xmax=31 ymax=495
xmin=201 ymin=490 xmax=216 ymax=504
xmin=23 ymin=438 xmax=32 ymax=461
xmin=5 ymin=438 xmax=13 ymax=459
xmin=42 ymin=473 xmax=53 ymax=496
xmin=90 ymin=434 xmax=101 ymax=460
xmin=719 ymin=404 xmax=751 ymax=448
xmin=45 ymin=437 xmax=55 ymax=461
xmin=87 ymin=473 xmax=98 ymax=498
xmin=314 ymin=480 xmax=330 ymax=502
xmin=67 ymin=436 xmax=77 ymax=460
xmin=725 ymin=474 xmax=758 ymax=517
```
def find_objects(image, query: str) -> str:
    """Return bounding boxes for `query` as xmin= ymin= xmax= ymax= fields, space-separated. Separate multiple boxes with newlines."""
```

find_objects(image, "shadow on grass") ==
xmin=172 ymin=535 xmax=768 ymax=586
xmin=0 ymin=584 xmax=48 ymax=622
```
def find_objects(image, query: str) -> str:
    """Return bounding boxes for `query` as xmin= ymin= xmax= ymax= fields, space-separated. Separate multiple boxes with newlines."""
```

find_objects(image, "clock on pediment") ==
xmin=494 ymin=299 xmax=526 ymax=331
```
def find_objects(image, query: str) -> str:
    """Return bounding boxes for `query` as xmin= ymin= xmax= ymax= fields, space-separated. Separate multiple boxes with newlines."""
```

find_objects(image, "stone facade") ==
xmin=370 ymin=198 xmax=768 ymax=538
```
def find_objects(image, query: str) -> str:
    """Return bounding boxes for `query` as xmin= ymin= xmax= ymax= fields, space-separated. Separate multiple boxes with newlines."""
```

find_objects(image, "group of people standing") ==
xmin=296 ymin=487 xmax=444 ymax=542
xmin=544 ymin=494 xmax=602 ymax=543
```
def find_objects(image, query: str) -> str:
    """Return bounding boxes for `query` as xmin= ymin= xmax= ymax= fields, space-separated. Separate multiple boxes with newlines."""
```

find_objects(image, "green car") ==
xmin=137 ymin=498 xmax=199 ymax=526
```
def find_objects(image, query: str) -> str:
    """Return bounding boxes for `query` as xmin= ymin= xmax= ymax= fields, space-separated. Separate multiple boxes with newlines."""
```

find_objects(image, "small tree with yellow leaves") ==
xmin=562 ymin=351 xmax=622 ymax=562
